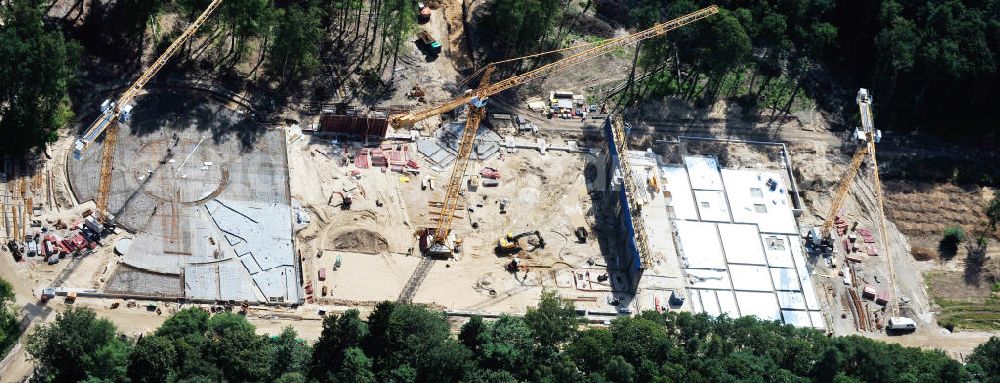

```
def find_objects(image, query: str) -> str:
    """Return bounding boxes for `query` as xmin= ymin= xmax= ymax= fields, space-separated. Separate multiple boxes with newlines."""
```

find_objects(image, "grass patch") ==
xmin=935 ymin=296 xmax=1000 ymax=331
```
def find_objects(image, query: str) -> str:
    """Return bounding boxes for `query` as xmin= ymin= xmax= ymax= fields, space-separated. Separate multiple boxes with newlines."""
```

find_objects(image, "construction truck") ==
xmin=496 ymin=231 xmax=545 ymax=255
xmin=418 ymin=31 xmax=441 ymax=54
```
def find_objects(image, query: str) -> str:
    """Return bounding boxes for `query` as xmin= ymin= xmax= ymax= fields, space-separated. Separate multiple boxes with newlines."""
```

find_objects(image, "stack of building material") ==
xmin=862 ymin=284 xmax=877 ymax=299
xmin=355 ymin=149 xmax=370 ymax=168
xmin=835 ymin=216 xmax=849 ymax=235
xmin=864 ymin=245 xmax=878 ymax=256
xmin=387 ymin=149 xmax=405 ymax=171
xmin=858 ymin=228 xmax=876 ymax=243
xmin=875 ymin=290 xmax=889 ymax=305
xmin=370 ymin=149 xmax=388 ymax=167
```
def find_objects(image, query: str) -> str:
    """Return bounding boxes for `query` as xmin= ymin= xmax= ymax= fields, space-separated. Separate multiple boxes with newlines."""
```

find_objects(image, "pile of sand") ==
xmin=328 ymin=228 xmax=390 ymax=254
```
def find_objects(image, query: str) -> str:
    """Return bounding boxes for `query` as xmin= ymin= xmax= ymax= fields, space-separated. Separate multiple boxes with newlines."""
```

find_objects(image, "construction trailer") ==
xmin=316 ymin=114 xmax=389 ymax=142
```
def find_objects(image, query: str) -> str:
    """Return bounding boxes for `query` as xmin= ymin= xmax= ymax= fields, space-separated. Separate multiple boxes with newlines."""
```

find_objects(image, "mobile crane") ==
xmin=74 ymin=0 xmax=225 ymax=220
xmin=395 ymin=5 xmax=720 ymax=256
xmin=812 ymin=89 xmax=913 ymax=332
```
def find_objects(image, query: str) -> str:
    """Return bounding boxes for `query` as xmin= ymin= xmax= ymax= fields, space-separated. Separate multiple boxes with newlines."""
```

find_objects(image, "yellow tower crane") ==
xmin=391 ymin=5 xmax=720 ymax=255
xmin=814 ymin=88 xmax=912 ymax=331
xmin=74 ymin=0 xmax=225 ymax=220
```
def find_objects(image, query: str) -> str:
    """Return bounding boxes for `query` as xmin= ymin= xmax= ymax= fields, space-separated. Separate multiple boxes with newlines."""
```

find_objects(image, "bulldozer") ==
xmin=495 ymin=230 xmax=545 ymax=255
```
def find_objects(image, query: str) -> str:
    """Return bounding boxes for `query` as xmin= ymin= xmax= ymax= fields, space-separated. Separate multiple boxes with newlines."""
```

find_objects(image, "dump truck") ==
xmin=418 ymin=31 xmax=441 ymax=54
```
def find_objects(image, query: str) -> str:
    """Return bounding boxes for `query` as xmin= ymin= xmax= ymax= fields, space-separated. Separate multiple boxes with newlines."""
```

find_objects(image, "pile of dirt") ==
xmin=328 ymin=228 xmax=390 ymax=254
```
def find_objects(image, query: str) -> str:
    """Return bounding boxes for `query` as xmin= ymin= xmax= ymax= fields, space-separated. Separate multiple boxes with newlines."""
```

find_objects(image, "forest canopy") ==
xmin=23 ymin=294 xmax=1000 ymax=383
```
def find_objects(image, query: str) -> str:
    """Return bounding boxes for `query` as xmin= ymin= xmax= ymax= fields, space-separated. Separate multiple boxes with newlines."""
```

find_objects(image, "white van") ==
xmin=887 ymin=317 xmax=917 ymax=331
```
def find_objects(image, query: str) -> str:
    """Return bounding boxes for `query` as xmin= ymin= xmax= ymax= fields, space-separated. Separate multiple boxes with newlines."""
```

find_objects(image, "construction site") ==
xmin=3 ymin=4 xmax=999 ymax=375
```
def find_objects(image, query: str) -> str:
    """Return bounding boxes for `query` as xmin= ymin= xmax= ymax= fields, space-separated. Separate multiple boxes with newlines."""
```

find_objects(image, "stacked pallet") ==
xmin=835 ymin=216 xmax=849 ymax=235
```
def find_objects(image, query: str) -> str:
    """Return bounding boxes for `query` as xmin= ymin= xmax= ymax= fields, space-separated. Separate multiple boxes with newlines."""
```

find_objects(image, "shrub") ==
xmin=942 ymin=226 xmax=966 ymax=246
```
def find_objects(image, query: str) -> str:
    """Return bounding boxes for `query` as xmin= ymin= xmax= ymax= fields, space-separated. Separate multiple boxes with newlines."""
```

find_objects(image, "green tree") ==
xmin=608 ymin=316 xmax=670 ymax=367
xmin=219 ymin=0 xmax=276 ymax=63
xmin=270 ymin=327 xmax=311 ymax=380
xmin=941 ymin=225 xmax=966 ymax=254
xmin=479 ymin=0 xmax=563 ymax=61
xmin=269 ymin=3 xmax=323 ymax=81
xmin=26 ymin=307 xmax=129 ymax=382
xmin=0 ymin=0 xmax=80 ymax=155
xmin=604 ymin=355 xmax=636 ymax=383
xmin=273 ymin=372 xmax=308 ymax=383
xmin=0 ymin=279 xmax=17 ymax=349
xmin=967 ymin=337 xmax=1000 ymax=383
xmin=524 ymin=291 xmax=581 ymax=354
xmin=478 ymin=315 xmax=534 ymax=377
xmin=204 ymin=312 xmax=271 ymax=382
xmin=459 ymin=315 xmax=489 ymax=353
xmin=310 ymin=309 xmax=369 ymax=381
xmin=986 ymin=190 xmax=1000 ymax=233
xmin=128 ymin=335 xmax=177 ymax=383
xmin=566 ymin=328 xmax=613 ymax=374
xmin=338 ymin=347 xmax=376 ymax=383
xmin=155 ymin=307 xmax=218 ymax=379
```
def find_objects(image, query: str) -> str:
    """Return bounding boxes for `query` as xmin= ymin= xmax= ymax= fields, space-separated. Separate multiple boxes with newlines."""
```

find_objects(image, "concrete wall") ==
xmin=601 ymin=118 xmax=643 ymax=292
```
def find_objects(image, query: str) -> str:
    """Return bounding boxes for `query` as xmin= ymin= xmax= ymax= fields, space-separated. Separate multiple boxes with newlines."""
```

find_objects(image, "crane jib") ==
xmin=390 ymin=5 xmax=719 ymax=128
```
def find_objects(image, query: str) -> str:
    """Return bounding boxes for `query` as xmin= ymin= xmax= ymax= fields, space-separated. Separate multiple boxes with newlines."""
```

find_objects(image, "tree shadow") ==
xmin=938 ymin=240 xmax=959 ymax=261
xmin=124 ymin=90 xmax=264 ymax=152
xmin=963 ymin=237 xmax=988 ymax=285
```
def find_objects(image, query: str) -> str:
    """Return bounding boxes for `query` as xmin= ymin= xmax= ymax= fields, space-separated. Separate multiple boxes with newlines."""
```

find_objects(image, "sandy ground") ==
xmin=287 ymin=127 xmax=612 ymax=314
xmin=0 ymin=4 xmax=993 ymax=379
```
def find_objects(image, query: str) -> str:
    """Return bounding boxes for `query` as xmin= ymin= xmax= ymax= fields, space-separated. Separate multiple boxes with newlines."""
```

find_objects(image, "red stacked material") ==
xmin=858 ymin=228 xmax=876 ymax=243
xmin=371 ymin=149 xmax=388 ymax=167
xmin=57 ymin=239 xmax=72 ymax=254
xmin=480 ymin=167 xmax=501 ymax=179
xmin=865 ymin=245 xmax=878 ymax=256
xmin=835 ymin=216 xmax=849 ymax=235
xmin=67 ymin=233 xmax=88 ymax=251
xmin=842 ymin=238 xmax=851 ymax=252
xmin=875 ymin=291 xmax=889 ymax=305
xmin=404 ymin=147 xmax=419 ymax=169
xmin=387 ymin=150 xmax=405 ymax=167
xmin=862 ymin=285 xmax=877 ymax=299
xmin=355 ymin=149 xmax=370 ymax=168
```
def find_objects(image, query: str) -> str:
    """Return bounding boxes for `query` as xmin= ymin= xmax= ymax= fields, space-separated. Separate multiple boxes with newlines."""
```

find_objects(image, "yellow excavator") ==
xmin=496 ymin=230 xmax=545 ymax=255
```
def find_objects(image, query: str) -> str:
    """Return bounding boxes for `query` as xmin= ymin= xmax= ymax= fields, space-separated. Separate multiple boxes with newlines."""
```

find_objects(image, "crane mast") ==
xmin=407 ymin=6 xmax=719 ymax=254
xmin=77 ymin=0 xmax=225 ymax=219
xmin=815 ymin=89 xmax=908 ymax=327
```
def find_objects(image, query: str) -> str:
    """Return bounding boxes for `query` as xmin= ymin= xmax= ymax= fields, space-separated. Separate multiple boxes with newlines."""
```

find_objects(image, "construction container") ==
xmin=862 ymin=285 xmax=877 ymax=299
xmin=317 ymin=114 xmax=388 ymax=140
xmin=318 ymin=268 xmax=327 ymax=281
xmin=482 ymin=179 xmax=499 ymax=187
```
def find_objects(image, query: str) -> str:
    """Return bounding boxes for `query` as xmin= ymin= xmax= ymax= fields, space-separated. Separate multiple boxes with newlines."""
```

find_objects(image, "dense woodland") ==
xmin=20 ymin=293 xmax=1000 ymax=383
xmin=0 ymin=279 xmax=19 ymax=357
xmin=2 ymin=0 xmax=998 ymax=152
xmin=478 ymin=0 xmax=999 ymax=141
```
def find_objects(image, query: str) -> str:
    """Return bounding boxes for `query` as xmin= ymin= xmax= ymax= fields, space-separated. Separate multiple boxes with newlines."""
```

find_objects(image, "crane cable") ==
xmin=869 ymin=139 xmax=899 ymax=318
